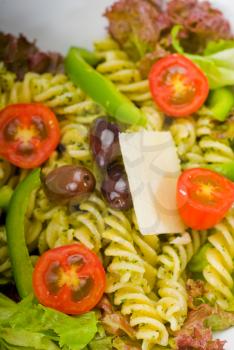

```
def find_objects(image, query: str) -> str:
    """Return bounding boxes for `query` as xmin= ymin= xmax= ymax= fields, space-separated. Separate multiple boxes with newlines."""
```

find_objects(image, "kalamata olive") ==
xmin=43 ymin=165 xmax=96 ymax=204
xmin=90 ymin=118 xmax=121 ymax=169
xmin=101 ymin=162 xmax=132 ymax=211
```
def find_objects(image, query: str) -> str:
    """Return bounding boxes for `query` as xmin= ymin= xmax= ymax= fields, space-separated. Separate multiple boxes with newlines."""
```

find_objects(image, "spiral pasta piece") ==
xmin=157 ymin=230 xmax=208 ymax=280
xmin=42 ymin=116 xmax=93 ymax=174
xmin=2 ymin=71 xmax=105 ymax=121
xmin=102 ymin=209 xmax=168 ymax=349
xmin=156 ymin=279 xmax=188 ymax=331
xmin=170 ymin=115 xmax=234 ymax=169
xmin=203 ymin=210 xmax=234 ymax=309
xmin=35 ymin=188 xmax=106 ymax=254
xmin=0 ymin=63 xmax=16 ymax=109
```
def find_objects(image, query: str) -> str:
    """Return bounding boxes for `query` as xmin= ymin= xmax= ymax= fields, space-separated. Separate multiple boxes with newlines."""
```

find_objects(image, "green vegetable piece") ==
xmin=171 ymin=25 xmax=184 ymax=54
xmin=6 ymin=169 xmax=41 ymax=298
xmin=0 ymin=328 xmax=59 ymax=350
xmin=204 ymin=39 xmax=234 ymax=56
xmin=88 ymin=337 xmax=113 ymax=350
xmin=205 ymin=309 xmax=234 ymax=331
xmin=171 ymin=27 xmax=234 ymax=89
xmin=65 ymin=47 xmax=146 ymax=126
xmin=203 ymin=162 xmax=234 ymax=181
xmin=0 ymin=293 xmax=98 ymax=350
xmin=41 ymin=307 xmax=97 ymax=350
xmin=204 ymin=87 xmax=234 ymax=121
xmin=74 ymin=47 xmax=102 ymax=66
xmin=0 ymin=293 xmax=17 ymax=322
xmin=0 ymin=186 xmax=13 ymax=211
xmin=188 ymin=243 xmax=212 ymax=273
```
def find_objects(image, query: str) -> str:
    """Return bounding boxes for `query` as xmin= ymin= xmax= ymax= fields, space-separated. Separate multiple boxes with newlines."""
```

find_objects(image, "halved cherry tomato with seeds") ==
xmin=0 ymin=103 xmax=60 ymax=168
xmin=33 ymin=244 xmax=106 ymax=315
xmin=177 ymin=168 xmax=234 ymax=230
xmin=149 ymin=54 xmax=209 ymax=117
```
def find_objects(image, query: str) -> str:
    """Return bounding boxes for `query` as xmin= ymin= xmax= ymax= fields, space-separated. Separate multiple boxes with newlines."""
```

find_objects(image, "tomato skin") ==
xmin=149 ymin=54 xmax=209 ymax=117
xmin=0 ymin=103 xmax=60 ymax=169
xmin=33 ymin=244 xmax=106 ymax=315
xmin=177 ymin=168 xmax=234 ymax=230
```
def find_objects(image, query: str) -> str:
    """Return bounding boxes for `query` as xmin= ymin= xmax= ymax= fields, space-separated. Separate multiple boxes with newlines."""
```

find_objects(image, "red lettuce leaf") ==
xmin=104 ymin=0 xmax=170 ymax=61
xmin=167 ymin=0 xmax=233 ymax=53
xmin=97 ymin=296 xmax=136 ymax=339
xmin=105 ymin=0 xmax=233 ymax=77
xmin=0 ymin=32 xmax=64 ymax=80
xmin=176 ymin=304 xmax=230 ymax=350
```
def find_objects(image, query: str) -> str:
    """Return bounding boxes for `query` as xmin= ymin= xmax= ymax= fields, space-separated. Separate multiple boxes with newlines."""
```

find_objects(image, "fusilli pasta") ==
xmin=170 ymin=115 xmax=234 ymax=169
xmin=203 ymin=209 xmax=234 ymax=310
xmin=102 ymin=209 xmax=168 ymax=349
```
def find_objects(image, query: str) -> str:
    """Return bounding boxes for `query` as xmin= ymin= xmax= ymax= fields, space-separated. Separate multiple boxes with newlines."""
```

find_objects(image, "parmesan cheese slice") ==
xmin=119 ymin=131 xmax=185 ymax=235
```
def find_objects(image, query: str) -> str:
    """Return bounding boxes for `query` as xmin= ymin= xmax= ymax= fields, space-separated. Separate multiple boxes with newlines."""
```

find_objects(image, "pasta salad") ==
xmin=0 ymin=1 xmax=234 ymax=350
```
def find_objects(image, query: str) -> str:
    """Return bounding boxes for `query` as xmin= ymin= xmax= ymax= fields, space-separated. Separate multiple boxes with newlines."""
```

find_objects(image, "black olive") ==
xmin=43 ymin=165 xmax=96 ymax=204
xmin=101 ymin=162 xmax=132 ymax=211
xmin=90 ymin=118 xmax=121 ymax=169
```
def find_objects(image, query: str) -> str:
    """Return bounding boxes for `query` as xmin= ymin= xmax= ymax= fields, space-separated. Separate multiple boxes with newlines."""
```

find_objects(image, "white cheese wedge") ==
xmin=119 ymin=131 xmax=185 ymax=235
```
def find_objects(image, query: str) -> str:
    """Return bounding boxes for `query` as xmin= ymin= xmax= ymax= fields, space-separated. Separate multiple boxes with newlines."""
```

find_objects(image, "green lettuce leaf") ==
xmin=0 ymin=328 xmax=59 ymax=350
xmin=205 ymin=308 xmax=234 ymax=331
xmin=0 ymin=293 xmax=98 ymax=350
xmin=186 ymin=53 xmax=234 ymax=89
xmin=41 ymin=306 xmax=97 ymax=350
xmin=0 ymin=293 xmax=18 ymax=322
xmin=88 ymin=337 xmax=113 ymax=350
xmin=171 ymin=26 xmax=234 ymax=89
xmin=204 ymin=40 xmax=234 ymax=56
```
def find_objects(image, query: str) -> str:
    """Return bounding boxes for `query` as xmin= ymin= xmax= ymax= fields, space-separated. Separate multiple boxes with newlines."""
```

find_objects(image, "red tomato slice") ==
xmin=149 ymin=54 xmax=209 ymax=117
xmin=33 ymin=244 xmax=106 ymax=315
xmin=0 ymin=103 xmax=60 ymax=169
xmin=177 ymin=168 xmax=234 ymax=230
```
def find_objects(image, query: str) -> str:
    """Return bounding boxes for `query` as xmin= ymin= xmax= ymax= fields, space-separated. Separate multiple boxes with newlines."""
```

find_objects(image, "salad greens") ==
xmin=0 ymin=293 xmax=98 ymax=350
xmin=205 ymin=310 xmax=234 ymax=331
xmin=172 ymin=25 xmax=234 ymax=89
xmin=204 ymin=40 xmax=234 ymax=56
xmin=0 ymin=33 xmax=64 ymax=80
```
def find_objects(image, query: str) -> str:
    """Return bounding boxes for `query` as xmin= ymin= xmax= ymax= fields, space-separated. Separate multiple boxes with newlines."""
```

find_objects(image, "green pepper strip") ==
xmin=202 ymin=87 xmax=234 ymax=121
xmin=65 ymin=47 xmax=146 ymax=126
xmin=6 ymin=169 xmax=41 ymax=299
xmin=203 ymin=162 xmax=234 ymax=181
xmin=74 ymin=47 xmax=102 ymax=67
xmin=0 ymin=185 xmax=13 ymax=211
xmin=188 ymin=243 xmax=211 ymax=273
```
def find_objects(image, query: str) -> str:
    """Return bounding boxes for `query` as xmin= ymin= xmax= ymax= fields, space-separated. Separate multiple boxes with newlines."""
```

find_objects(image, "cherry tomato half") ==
xmin=149 ymin=54 xmax=209 ymax=117
xmin=33 ymin=244 xmax=106 ymax=315
xmin=177 ymin=168 xmax=234 ymax=230
xmin=0 ymin=104 xmax=60 ymax=169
